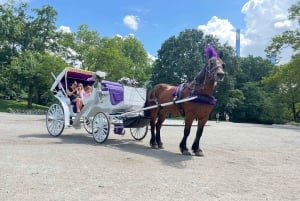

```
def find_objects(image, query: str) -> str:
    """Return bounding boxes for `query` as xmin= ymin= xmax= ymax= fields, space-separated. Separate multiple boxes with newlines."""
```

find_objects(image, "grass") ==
xmin=0 ymin=99 xmax=48 ymax=114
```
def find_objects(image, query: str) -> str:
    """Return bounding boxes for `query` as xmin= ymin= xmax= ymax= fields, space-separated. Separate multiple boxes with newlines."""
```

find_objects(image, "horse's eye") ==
xmin=222 ymin=63 xmax=226 ymax=69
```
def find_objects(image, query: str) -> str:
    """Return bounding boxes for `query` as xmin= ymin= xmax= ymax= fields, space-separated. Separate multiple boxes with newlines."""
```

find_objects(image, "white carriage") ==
xmin=46 ymin=67 xmax=149 ymax=143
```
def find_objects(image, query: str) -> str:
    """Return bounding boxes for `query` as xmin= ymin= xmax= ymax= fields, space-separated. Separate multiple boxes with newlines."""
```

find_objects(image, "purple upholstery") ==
xmin=102 ymin=80 xmax=124 ymax=105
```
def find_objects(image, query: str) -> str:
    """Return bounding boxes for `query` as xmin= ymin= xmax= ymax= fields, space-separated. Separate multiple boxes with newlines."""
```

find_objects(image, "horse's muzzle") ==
xmin=216 ymin=73 xmax=225 ymax=81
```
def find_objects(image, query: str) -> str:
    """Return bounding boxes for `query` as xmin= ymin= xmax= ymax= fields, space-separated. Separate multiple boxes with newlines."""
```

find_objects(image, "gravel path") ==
xmin=0 ymin=112 xmax=299 ymax=201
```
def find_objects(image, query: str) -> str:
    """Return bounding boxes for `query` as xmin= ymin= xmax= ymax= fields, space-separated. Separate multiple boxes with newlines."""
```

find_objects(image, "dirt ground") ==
xmin=0 ymin=112 xmax=299 ymax=201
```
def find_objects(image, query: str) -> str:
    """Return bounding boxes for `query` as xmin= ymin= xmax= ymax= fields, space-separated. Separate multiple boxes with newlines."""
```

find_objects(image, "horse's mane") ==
xmin=193 ymin=68 xmax=206 ymax=84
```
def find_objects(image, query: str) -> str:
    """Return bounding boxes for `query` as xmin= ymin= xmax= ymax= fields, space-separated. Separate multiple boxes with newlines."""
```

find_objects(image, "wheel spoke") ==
xmin=130 ymin=126 xmax=148 ymax=141
xmin=92 ymin=112 xmax=110 ymax=143
xmin=46 ymin=104 xmax=65 ymax=137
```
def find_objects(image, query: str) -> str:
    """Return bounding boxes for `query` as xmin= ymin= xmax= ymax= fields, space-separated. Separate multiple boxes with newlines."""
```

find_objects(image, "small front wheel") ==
xmin=92 ymin=112 xmax=110 ymax=143
xmin=130 ymin=125 xmax=148 ymax=140
xmin=46 ymin=104 xmax=65 ymax=137
xmin=83 ymin=116 xmax=93 ymax=134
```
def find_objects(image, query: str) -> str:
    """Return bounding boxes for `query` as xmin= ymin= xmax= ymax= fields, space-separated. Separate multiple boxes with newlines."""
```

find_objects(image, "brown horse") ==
xmin=144 ymin=45 xmax=225 ymax=156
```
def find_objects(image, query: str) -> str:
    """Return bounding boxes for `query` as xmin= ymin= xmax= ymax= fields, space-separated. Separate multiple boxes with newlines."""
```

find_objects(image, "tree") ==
xmin=152 ymin=29 xmax=228 ymax=85
xmin=262 ymin=56 xmax=300 ymax=122
xmin=58 ymin=25 xmax=151 ymax=85
xmin=121 ymin=35 xmax=151 ymax=84
xmin=8 ymin=50 xmax=65 ymax=108
xmin=264 ymin=1 xmax=300 ymax=122
xmin=235 ymin=56 xmax=275 ymax=88
xmin=0 ymin=1 xmax=59 ymax=55
xmin=265 ymin=1 xmax=300 ymax=61
xmin=0 ymin=1 xmax=61 ymax=106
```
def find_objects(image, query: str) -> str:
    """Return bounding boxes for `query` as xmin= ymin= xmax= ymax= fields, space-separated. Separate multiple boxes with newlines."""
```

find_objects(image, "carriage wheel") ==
xmin=130 ymin=125 xmax=148 ymax=141
xmin=83 ymin=116 xmax=93 ymax=134
xmin=46 ymin=103 xmax=65 ymax=137
xmin=92 ymin=112 xmax=110 ymax=143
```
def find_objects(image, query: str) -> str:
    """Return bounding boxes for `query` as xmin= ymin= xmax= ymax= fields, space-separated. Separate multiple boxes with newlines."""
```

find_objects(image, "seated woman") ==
xmin=82 ymin=85 xmax=92 ymax=105
xmin=67 ymin=80 xmax=83 ymax=113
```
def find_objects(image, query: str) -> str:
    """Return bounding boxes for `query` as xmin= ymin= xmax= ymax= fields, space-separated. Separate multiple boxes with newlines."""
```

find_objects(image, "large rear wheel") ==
xmin=130 ymin=125 xmax=148 ymax=140
xmin=92 ymin=112 xmax=110 ymax=143
xmin=46 ymin=104 xmax=65 ymax=137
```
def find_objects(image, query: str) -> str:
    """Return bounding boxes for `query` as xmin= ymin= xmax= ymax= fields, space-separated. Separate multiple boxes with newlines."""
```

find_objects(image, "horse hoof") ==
xmin=158 ymin=144 xmax=164 ymax=149
xmin=151 ymin=144 xmax=158 ymax=149
xmin=194 ymin=150 xmax=204 ymax=157
xmin=181 ymin=150 xmax=192 ymax=155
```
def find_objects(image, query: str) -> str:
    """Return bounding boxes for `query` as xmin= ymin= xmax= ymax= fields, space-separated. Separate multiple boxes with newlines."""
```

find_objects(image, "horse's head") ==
xmin=206 ymin=57 xmax=225 ymax=82
xmin=193 ymin=45 xmax=225 ymax=86
xmin=204 ymin=45 xmax=225 ymax=82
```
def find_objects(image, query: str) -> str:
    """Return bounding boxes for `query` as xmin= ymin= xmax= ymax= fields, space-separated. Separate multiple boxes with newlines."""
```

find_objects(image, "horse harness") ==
xmin=172 ymin=83 xmax=217 ymax=116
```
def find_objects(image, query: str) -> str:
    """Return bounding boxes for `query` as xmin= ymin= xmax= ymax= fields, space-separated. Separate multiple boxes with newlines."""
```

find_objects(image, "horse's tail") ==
xmin=143 ymin=99 xmax=150 ymax=117
xmin=143 ymin=85 xmax=157 ymax=117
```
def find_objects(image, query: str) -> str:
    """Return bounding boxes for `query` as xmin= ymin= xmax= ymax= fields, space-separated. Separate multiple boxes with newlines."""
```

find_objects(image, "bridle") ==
xmin=205 ymin=57 xmax=225 ymax=82
xmin=191 ymin=57 xmax=225 ymax=91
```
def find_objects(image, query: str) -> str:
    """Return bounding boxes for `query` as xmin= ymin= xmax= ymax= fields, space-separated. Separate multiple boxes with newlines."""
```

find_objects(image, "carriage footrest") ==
xmin=123 ymin=116 xmax=150 ymax=128
xmin=114 ymin=123 xmax=125 ymax=135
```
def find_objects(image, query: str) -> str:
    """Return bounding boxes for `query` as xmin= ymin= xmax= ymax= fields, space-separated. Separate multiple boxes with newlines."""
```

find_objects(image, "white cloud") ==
xmin=198 ymin=16 xmax=252 ymax=49
xmin=123 ymin=15 xmax=139 ymax=31
xmin=57 ymin=25 xmax=72 ymax=33
xmin=197 ymin=0 xmax=297 ymax=64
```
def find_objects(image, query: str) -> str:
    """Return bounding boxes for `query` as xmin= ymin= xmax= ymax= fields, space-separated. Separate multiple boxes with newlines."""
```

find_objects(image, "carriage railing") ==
xmin=51 ymin=72 xmax=67 ymax=97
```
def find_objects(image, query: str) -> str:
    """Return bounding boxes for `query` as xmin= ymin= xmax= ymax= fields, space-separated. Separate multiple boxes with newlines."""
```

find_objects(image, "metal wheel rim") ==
xmin=92 ymin=112 xmax=110 ymax=143
xmin=46 ymin=104 xmax=65 ymax=137
xmin=130 ymin=126 xmax=148 ymax=140
xmin=83 ymin=116 xmax=93 ymax=134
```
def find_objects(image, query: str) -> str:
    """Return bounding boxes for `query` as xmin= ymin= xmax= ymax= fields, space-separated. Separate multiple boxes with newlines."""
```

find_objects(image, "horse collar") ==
xmin=191 ymin=93 xmax=217 ymax=106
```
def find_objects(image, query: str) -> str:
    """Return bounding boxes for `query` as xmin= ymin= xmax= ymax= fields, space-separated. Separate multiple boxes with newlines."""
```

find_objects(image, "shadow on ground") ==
xmin=19 ymin=132 xmax=194 ymax=169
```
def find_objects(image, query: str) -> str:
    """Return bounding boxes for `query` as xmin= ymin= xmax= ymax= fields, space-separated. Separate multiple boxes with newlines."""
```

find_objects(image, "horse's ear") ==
xmin=205 ymin=45 xmax=218 ymax=60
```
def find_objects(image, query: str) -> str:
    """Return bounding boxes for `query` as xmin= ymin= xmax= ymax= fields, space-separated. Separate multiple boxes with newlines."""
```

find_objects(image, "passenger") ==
xmin=83 ymin=85 xmax=92 ymax=98
xmin=77 ymin=83 xmax=84 ymax=99
xmin=67 ymin=80 xmax=83 ymax=113
xmin=82 ymin=85 xmax=92 ymax=105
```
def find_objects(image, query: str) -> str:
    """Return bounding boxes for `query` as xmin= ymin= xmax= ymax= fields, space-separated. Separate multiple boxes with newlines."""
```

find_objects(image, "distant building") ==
xmin=236 ymin=29 xmax=240 ymax=57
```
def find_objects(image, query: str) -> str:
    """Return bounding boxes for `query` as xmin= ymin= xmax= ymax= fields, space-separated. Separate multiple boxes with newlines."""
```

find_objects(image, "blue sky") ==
xmin=3 ymin=0 xmax=298 ymax=63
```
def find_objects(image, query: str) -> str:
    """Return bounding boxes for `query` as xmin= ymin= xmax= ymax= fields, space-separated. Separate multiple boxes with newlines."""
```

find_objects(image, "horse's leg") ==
xmin=155 ymin=113 xmax=166 ymax=149
xmin=149 ymin=109 xmax=158 ymax=149
xmin=179 ymin=118 xmax=193 ymax=155
xmin=191 ymin=126 xmax=204 ymax=156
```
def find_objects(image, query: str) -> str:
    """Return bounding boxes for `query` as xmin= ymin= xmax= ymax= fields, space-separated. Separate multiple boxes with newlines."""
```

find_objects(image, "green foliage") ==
xmin=58 ymin=25 xmax=151 ymax=85
xmin=151 ymin=29 xmax=225 ymax=85
xmin=0 ymin=99 xmax=48 ymax=113
xmin=262 ymin=54 xmax=300 ymax=122
xmin=0 ymin=1 xmax=297 ymax=124
xmin=7 ymin=51 xmax=65 ymax=108
xmin=265 ymin=1 xmax=300 ymax=61
xmin=235 ymin=56 xmax=275 ymax=88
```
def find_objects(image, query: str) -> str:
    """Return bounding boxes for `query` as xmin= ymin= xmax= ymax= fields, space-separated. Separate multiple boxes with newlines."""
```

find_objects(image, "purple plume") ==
xmin=205 ymin=45 xmax=218 ymax=60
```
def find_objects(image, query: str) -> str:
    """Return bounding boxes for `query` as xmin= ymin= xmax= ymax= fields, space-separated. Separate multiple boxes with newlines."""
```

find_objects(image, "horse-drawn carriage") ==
xmin=46 ymin=67 xmax=150 ymax=143
xmin=46 ymin=45 xmax=225 ymax=156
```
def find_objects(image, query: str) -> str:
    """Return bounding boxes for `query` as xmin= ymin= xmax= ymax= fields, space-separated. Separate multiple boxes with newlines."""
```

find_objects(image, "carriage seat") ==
xmin=101 ymin=80 xmax=124 ymax=105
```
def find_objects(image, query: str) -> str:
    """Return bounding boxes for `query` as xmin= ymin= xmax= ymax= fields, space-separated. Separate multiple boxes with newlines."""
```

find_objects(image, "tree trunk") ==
xmin=292 ymin=102 xmax=296 ymax=122
xmin=27 ymin=85 xmax=33 ymax=109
